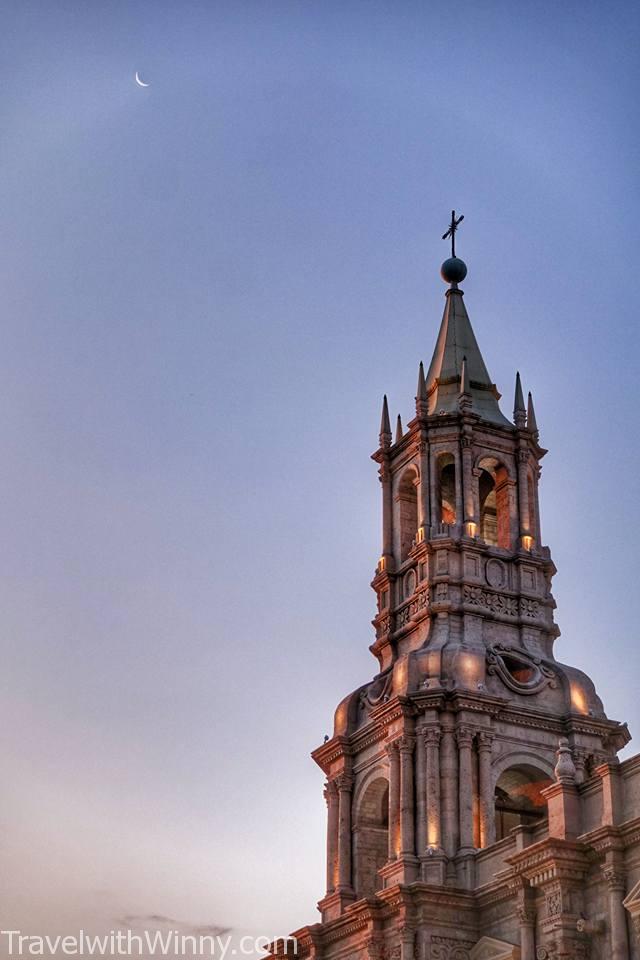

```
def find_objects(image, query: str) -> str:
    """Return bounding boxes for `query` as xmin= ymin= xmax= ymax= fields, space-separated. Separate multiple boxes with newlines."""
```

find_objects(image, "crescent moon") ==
xmin=135 ymin=71 xmax=150 ymax=87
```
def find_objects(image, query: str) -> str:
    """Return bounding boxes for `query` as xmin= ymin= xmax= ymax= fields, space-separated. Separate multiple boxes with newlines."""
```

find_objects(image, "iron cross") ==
xmin=442 ymin=210 xmax=464 ymax=258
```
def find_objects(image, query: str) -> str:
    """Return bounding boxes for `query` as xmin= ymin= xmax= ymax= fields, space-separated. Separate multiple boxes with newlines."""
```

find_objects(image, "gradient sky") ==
xmin=1 ymin=0 xmax=639 ymax=948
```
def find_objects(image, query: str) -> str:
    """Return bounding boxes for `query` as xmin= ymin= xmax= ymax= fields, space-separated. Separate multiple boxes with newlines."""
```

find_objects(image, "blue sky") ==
xmin=0 ymin=0 xmax=639 ymax=945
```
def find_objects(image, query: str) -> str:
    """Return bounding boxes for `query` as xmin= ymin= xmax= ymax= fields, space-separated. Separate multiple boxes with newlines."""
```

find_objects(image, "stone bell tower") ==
xmin=268 ymin=221 xmax=640 ymax=960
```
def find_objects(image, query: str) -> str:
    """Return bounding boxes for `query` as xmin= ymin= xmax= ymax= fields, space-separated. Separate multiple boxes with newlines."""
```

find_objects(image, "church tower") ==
xmin=269 ymin=221 xmax=640 ymax=960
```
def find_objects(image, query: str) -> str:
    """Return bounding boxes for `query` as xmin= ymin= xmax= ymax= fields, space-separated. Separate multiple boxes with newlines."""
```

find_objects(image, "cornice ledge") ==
xmin=621 ymin=754 xmax=640 ymax=777
xmin=505 ymin=837 xmax=591 ymax=884
xmin=619 ymin=815 xmax=640 ymax=848
xmin=447 ymin=691 xmax=508 ymax=715
xmin=578 ymin=824 xmax=625 ymax=857
xmin=315 ymin=897 xmax=383 ymax=946
xmin=311 ymin=736 xmax=352 ymax=772
xmin=369 ymin=695 xmax=418 ymax=725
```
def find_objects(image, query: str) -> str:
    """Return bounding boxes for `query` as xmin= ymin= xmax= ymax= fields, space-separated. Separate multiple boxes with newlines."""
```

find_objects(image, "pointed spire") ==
xmin=527 ymin=391 xmax=539 ymax=440
xmin=379 ymin=395 xmax=392 ymax=448
xmin=416 ymin=361 xmax=428 ymax=418
xmin=395 ymin=415 xmax=403 ymax=444
xmin=513 ymin=372 xmax=527 ymax=428
xmin=425 ymin=283 xmax=510 ymax=425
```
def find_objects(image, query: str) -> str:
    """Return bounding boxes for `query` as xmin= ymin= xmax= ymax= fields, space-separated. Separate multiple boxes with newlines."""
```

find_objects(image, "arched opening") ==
xmin=438 ymin=455 xmax=456 ymax=525
xmin=353 ymin=777 xmax=389 ymax=898
xmin=478 ymin=458 xmax=511 ymax=549
xmin=494 ymin=764 xmax=552 ymax=841
xmin=397 ymin=469 xmax=418 ymax=562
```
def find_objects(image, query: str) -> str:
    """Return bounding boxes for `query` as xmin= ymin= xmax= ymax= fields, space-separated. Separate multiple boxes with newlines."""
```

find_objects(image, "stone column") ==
xmin=516 ymin=898 xmax=536 ymax=960
xmin=517 ymin=448 xmax=531 ymax=540
xmin=457 ymin=726 xmax=475 ymax=852
xmin=399 ymin=926 xmax=415 ymax=960
xmin=336 ymin=773 xmax=353 ymax=893
xmin=430 ymin=448 xmax=439 ymax=527
xmin=478 ymin=731 xmax=495 ymax=849
xmin=386 ymin=740 xmax=400 ymax=860
xmin=471 ymin=466 xmax=481 ymax=531
xmin=418 ymin=439 xmax=429 ymax=536
xmin=380 ymin=459 xmax=393 ymax=560
xmin=454 ymin=446 xmax=463 ymax=529
xmin=604 ymin=866 xmax=629 ymax=960
xmin=461 ymin=436 xmax=474 ymax=525
xmin=399 ymin=735 xmax=415 ymax=857
xmin=424 ymin=727 xmax=442 ymax=849
xmin=324 ymin=779 xmax=339 ymax=894
xmin=440 ymin=715 xmax=459 ymax=858
xmin=415 ymin=727 xmax=426 ymax=855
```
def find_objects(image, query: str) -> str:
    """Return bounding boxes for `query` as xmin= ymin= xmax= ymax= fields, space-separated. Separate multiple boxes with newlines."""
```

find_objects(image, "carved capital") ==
xmin=477 ymin=730 xmax=494 ymax=753
xmin=385 ymin=739 xmax=400 ymax=759
xmin=423 ymin=726 xmax=442 ymax=747
xmin=603 ymin=864 xmax=626 ymax=891
xmin=323 ymin=780 xmax=338 ymax=806
xmin=335 ymin=773 xmax=353 ymax=793
xmin=517 ymin=903 xmax=536 ymax=926
xmin=365 ymin=938 xmax=386 ymax=960
xmin=379 ymin=462 xmax=391 ymax=483
xmin=455 ymin=726 xmax=474 ymax=749
xmin=399 ymin=735 xmax=415 ymax=755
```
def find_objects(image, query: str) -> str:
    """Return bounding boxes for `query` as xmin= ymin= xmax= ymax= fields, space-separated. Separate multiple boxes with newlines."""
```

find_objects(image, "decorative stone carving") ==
xmin=334 ymin=772 xmax=353 ymax=792
xmin=375 ymin=613 xmax=393 ymax=640
xmin=366 ymin=938 xmax=386 ymax=960
xmin=399 ymin=734 xmax=415 ymax=754
xmin=424 ymin=727 xmax=442 ymax=746
xmin=554 ymin=737 xmax=577 ymax=782
xmin=603 ymin=865 xmax=626 ymax=891
xmin=435 ymin=583 xmax=448 ymax=602
xmin=519 ymin=597 xmax=540 ymax=619
xmin=359 ymin=670 xmax=394 ymax=709
xmin=485 ymin=558 xmax=507 ymax=589
xmin=455 ymin=726 xmax=474 ymax=748
xmin=405 ymin=569 xmax=417 ymax=599
xmin=535 ymin=947 xmax=557 ymax=960
xmin=430 ymin=936 xmax=474 ymax=960
xmin=395 ymin=588 xmax=429 ymax=629
xmin=486 ymin=643 xmax=556 ymax=694
xmin=545 ymin=886 xmax=563 ymax=918
xmin=463 ymin=584 xmax=518 ymax=617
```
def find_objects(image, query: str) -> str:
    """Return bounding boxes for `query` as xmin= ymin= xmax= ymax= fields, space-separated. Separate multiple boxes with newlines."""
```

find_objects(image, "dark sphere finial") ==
xmin=441 ymin=256 xmax=467 ymax=285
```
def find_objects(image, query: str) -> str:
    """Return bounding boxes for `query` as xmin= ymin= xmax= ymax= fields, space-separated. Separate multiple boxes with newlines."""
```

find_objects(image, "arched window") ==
xmin=494 ymin=764 xmax=552 ymax=842
xmin=478 ymin=458 xmax=511 ymax=549
xmin=438 ymin=455 xmax=456 ymax=525
xmin=353 ymin=777 xmax=389 ymax=898
xmin=397 ymin=469 xmax=418 ymax=562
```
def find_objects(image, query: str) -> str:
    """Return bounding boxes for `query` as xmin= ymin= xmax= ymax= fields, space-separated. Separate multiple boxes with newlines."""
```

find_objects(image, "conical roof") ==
xmin=425 ymin=287 xmax=510 ymax=425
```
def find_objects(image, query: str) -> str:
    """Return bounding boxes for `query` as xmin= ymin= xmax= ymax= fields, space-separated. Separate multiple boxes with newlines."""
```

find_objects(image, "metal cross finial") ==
xmin=442 ymin=210 xmax=464 ymax=258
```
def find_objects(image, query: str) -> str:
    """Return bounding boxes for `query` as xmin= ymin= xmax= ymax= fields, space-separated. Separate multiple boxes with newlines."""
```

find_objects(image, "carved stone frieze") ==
xmin=395 ymin=588 xmax=429 ymax=629
xmin=463 ymin=584 xmax=518 ymax=617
